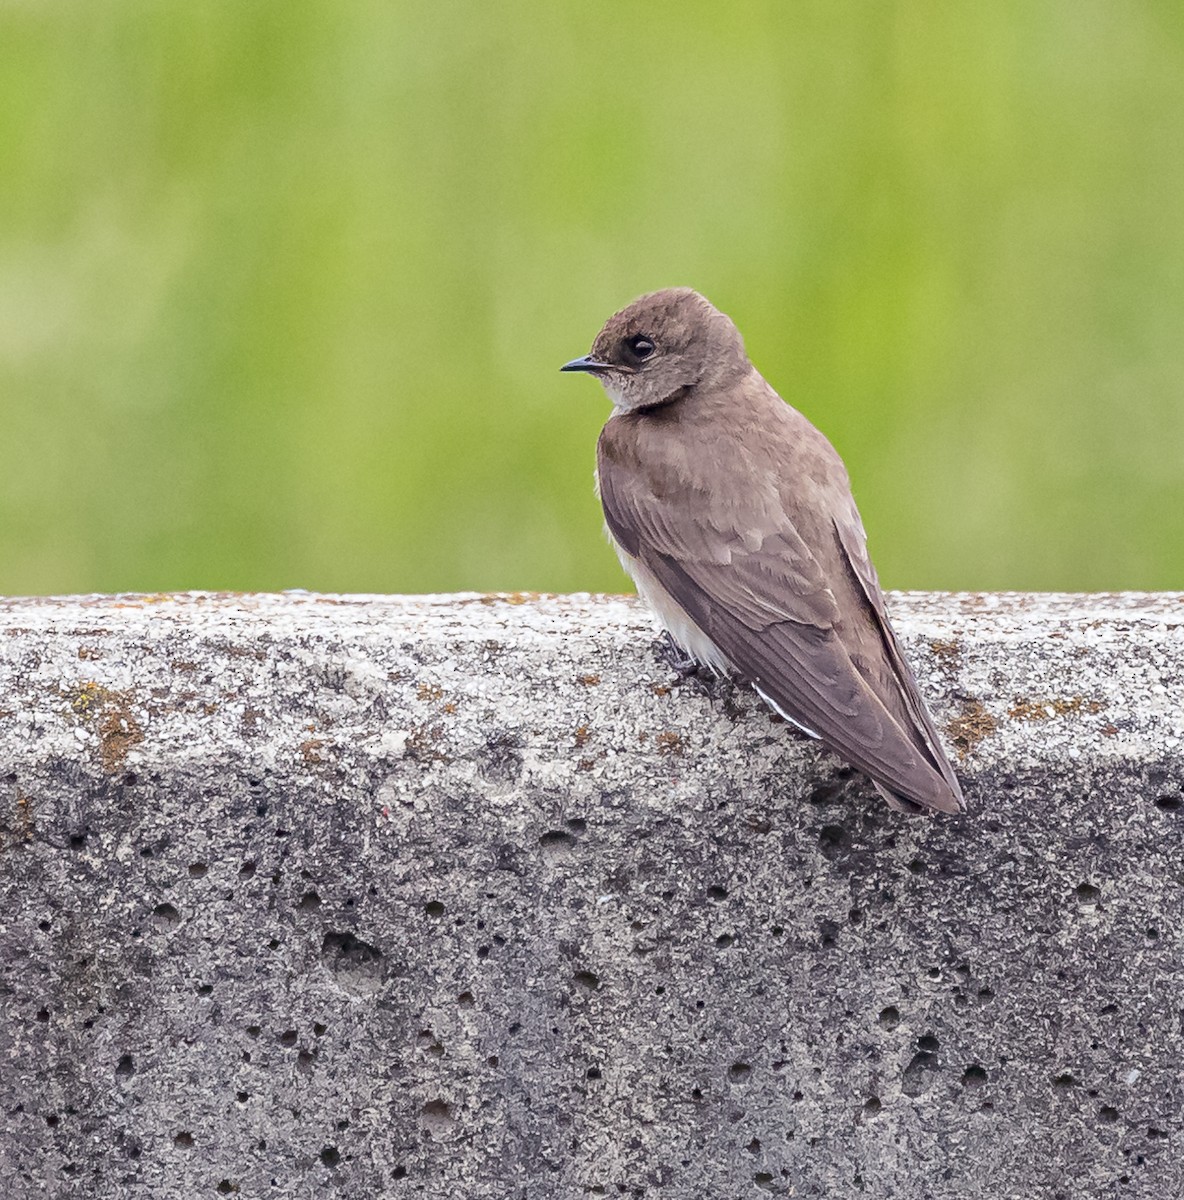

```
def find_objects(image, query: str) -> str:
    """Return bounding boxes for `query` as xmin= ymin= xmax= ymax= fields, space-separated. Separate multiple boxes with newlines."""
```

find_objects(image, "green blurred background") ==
xmin=2 ymin=1 xmax=1182 ymax=596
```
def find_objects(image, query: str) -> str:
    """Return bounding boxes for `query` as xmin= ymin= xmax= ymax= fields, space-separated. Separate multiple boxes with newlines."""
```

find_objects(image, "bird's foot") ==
xmin=657 ymin=631 xmax=703 ymax=681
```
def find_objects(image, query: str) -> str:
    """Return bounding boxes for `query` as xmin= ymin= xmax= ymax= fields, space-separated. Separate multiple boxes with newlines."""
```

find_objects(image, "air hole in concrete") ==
xmin=267 ymin=938 xmax=281 ymax=950
xmin=246 ymin=1025 xmax=261 ymax=1038
xmin=1146 ymin=927 xmax=1159 ymax=941
xmin=173 ymin=1132 xmax=193 ymax=1148
xmin=540 ymin=830 xmax=574 ymax=848
xmin=152 ymin=903 xmax=180 ymax=929
xmin=691 ymin=1088 xmax=703 ymax=1100
xmin=38 ymin=920 xmax=51 ymax=932
xmin=978 ymin=987 xmax=995 ymax=1001
xmin=297 ymin=1050 xmax=316 ymax=1071
xmin=477 ymin=946 xmax=490 ymax=960
xmin=926 ymin=967 xmax=941 ymax=980
xmin=902 ymin=1052 xmax=938 ymax=1097
xmin=46 ymin=1113 xmax=59 ymax=1127
xmin=754 ymin=1172 xmax=773 ymax=1189
xmin=918 ymin=1034 xmax=940 ymax=1052
xmin=392 ymin=1165 xmax=407 ymax=1180
xmin=1054 ymin=1073 xmax=1077 ymax=1089
xmin=707 ymin=886 xmax=728 ymax=902
xmin=715 ymin=934 xmax=734 ymax=948
xmin=908 ymin=859 xmax=926 ymax=875
xmin=313 ymin=1023 xmax=327 ymax=1036
xmin=1100 ymin=1004 xmax=1118 ymax=1015
xmin=1075 ymin=883 xmax=1101 ymax=903
xmin=188 ymin=863 xmax=208 ymax=878
xmin=770 ymin=925 xmax=784 ymax=937
xmin=848 ymin=908 xmax=863 ymax=925
xmin=1099 ymin=1106 xmax=1119 ymax=1123
xmin=567 ymin=818 xmax=587 ymax=834
xmin=196 ymin=984 xmax=213 ymax=997
xmin=457 ymin=991 xmax=475 ymax=1009
xmin=878 ymin=1006 xmax=900 ymax=1028
xmin=746 ymin=1138 xmax=761 ymax=1153
xmin=320 ymin=1147 xmax=340 ymax=1167
xmin=863 ymin=1097 xmax=881 ymax=1116
xmin=239 ymin=862 xmax=256 ymax=878
xmin=424 ymin=901 xmax=445 ymax=917
xmin=36 ymin=1008 xmax=49 ymax=1023
xmin=420 ymin=1099 xmax=454 ymax=1139
xmin=115 ymin=1054 xmax=134 ymax=1078
xmin=962 ymin=1065 xmax=988 ymax=1088
xmin=69 ymin=834 xmax=87 ymax=850
xmin=279 ymin=1030 xmax=298 ymax=1047
xmin=236 ymin=1092 xmax=248 ymax=1103
xmin=1155 ymin=795 xmax=1180 ymax=812
xmin=587 ymin=1067 xmax=602 ymax=1080
xmin=216 ymin=1181 xmax=234 ymax=1195
xmin=818 ymin=825 xmax=849 ymax=858
xmin=487 ymin=1055 xmax=499 ymax=1067
xmin=728 ymin=1062 xmax=752 ymax=1082
xmin=299 ymin=892 xmax=321 ymax=911
xmin=320 ymin=931 xmax=384 ymax=993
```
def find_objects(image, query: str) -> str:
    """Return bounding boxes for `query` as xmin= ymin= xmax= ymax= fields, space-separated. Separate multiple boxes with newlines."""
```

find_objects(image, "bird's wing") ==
xmin=598 ymin=428 xmax=961 ymax=813
xmin=830 ymin=497 xmax=964 ymax=802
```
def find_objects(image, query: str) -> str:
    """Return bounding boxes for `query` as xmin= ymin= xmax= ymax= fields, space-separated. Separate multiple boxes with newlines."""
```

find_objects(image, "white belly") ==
xmin=608 ymin=534 xmax=733 ymax=673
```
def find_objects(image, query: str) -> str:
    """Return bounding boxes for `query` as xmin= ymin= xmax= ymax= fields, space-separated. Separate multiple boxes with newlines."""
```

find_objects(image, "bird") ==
xmin=560 ymin=287 xmax=964 ymax=815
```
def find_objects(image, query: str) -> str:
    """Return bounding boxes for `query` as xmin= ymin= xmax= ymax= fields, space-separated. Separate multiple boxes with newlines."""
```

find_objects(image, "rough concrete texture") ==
xmin=1 ymin=591 xmax=1183 ymax=1199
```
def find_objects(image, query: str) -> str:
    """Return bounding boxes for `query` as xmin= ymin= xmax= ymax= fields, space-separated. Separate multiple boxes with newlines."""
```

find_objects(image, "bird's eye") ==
xmin=625 ymin=334 xmax=655 ymax=360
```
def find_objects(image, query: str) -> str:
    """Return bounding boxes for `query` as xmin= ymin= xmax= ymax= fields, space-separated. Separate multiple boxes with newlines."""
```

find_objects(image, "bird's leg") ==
xmin=657 ymin=631 xmax=702 ymax=680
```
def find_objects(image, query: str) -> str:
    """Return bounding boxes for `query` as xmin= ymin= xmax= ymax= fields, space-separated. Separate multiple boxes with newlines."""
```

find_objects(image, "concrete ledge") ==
xmin=1 ymin=591 xmax=1183 ymax=1199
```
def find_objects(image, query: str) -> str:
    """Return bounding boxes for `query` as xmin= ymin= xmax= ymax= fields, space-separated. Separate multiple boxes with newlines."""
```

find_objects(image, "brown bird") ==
xmin=561 ymin=288 xmax=963 ymax=815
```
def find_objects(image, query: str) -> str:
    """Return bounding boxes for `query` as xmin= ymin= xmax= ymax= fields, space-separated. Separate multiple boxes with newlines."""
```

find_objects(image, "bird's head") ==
xmin=561 ymin=288 xmax=750 ymax=412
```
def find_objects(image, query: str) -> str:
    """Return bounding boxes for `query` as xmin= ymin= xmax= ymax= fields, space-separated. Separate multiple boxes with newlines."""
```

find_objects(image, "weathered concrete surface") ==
xmin=1 ymin=590 xmax=1183 ymax=1199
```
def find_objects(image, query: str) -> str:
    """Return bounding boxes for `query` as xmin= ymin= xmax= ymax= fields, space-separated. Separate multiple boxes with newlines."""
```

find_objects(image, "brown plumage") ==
xmin=561 ymin=287 xmax=964 ymax=815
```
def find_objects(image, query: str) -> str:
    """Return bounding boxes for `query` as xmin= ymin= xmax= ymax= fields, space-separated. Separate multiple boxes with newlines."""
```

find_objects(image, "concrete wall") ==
xmin=1 ymin=591 xmax=1182 ymax=1199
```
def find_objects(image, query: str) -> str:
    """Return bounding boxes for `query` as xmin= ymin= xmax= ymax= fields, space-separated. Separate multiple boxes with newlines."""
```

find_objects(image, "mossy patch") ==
xmin=1009 ymin=697 xmax=1105 ymax=721
xmin=64 ymin=681 xmax=144 ymax=772
xmin=655 ymin=731 xmax=684 ymax=756
xmin=929 ymin=639 xmax=962 ymax=666
xmin=945 ymin=701 xmax=998 ymax=760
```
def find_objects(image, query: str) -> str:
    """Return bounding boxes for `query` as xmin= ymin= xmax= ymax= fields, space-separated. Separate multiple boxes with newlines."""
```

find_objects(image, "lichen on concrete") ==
xmin=1 ymin=590 xmax=1184 ymax=1198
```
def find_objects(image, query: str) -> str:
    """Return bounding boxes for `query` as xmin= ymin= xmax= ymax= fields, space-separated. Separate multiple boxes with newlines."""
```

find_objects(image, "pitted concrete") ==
xmin=1 ymin=591 xmax=1182 ymax=1198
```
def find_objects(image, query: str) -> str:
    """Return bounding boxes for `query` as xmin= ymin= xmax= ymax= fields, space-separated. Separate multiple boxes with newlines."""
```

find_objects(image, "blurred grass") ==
xmin=1 ymin=1 xmax=1181 ymax=595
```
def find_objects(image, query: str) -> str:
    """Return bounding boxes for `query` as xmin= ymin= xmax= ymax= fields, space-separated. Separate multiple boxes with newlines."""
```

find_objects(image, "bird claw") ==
xmin=658 ymin=632 xmax=702 ymax=680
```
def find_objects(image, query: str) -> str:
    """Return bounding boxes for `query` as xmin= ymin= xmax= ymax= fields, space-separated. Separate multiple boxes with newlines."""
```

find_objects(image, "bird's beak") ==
xmin=560 ymin=355 xmax=612 ymax=375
